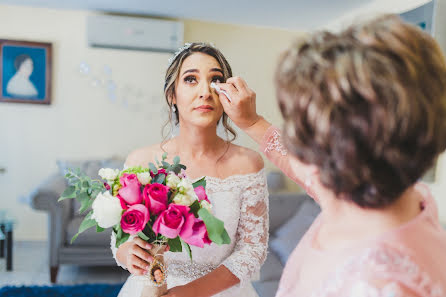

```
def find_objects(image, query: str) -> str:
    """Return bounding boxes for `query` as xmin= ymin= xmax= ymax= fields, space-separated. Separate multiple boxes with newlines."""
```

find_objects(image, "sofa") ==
xmin=29 ymin=160 xmax=320 ymax=296
xmin=252 ymin=192 xmax=320 ymax=297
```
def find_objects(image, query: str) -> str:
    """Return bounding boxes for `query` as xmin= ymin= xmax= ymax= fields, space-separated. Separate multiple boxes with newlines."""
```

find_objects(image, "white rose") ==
xmin=91 ymin=191 xmax=122 ymax=228
xmin=200 ymin=200 xmax=212 ymax=212
xmin=98 ymin=168 xmax=119 ymax=181
xmin=173 ymin=193 xmax=196 ymax=206
xmin=177 ymin=178 xmax=194 ymax=194
xmin=186 ymin=188 xmax=199 ymax=201
xmin=166 ymin=173 xmax=181 ymax=189
xmin=137 ymin=172 xmax=152 ymax=185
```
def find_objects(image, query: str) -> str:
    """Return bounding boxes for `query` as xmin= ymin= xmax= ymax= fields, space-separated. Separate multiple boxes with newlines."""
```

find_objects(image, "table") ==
xmin=0 ymin=210 xmax=14 ymax=271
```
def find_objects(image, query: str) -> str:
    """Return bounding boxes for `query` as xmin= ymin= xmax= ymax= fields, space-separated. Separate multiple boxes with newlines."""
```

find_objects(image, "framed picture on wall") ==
xmin=0 ymin=39 xmax=52 ymax=105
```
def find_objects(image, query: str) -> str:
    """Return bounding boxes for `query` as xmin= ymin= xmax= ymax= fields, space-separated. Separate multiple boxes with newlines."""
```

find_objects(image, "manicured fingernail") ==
xmin=146 ymin=244 xmax=151 ymax=248
xmin=146 ymin=265 xmax=150 ymax=270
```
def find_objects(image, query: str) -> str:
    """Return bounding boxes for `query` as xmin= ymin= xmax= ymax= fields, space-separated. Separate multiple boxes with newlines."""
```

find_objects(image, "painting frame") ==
xmin=0 ymin=39 xmax=52 ymax=105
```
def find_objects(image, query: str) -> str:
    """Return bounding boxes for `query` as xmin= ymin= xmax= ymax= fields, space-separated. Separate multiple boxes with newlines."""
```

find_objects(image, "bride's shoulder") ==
xmin=226 ymin=143 xmax=264 ymax=174
xmin=125 ymin=143 xmax=165 ymax=168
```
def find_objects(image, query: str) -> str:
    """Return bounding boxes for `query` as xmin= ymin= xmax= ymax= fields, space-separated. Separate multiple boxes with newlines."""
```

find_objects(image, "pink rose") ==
xmin=121 ymin=204 xmax=150 ymax=235
xmin=143 ymin=183 xmax=169 ymax=215
xmin=118 ymin=173 xmax=142 ymax=206
xmin=180 ymin=218 xmax=212 ymax=248
xmin=152 ymin=204 xmax=194 ymax=238
xmin=150 ymin=168 xmax=167 ymax=178
xmin=194 ymin=186 xmax=210 ymax=203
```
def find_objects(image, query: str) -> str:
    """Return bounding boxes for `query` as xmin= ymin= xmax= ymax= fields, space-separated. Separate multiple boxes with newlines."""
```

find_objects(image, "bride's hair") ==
xmin=162 ymin=42 xmax=237 ymax=142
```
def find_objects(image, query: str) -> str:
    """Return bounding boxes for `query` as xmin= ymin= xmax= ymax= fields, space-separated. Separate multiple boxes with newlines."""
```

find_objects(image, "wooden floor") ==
xmin=0 ymin=241 xmax=129 ymax=287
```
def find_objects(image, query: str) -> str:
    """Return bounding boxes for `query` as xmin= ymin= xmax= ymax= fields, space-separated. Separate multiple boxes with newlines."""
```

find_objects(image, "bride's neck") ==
xmin=173 ymin=124 xmax=225 ymax=159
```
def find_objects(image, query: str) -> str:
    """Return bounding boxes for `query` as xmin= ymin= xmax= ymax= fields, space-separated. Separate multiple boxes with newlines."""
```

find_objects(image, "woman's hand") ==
xmin=161 ymin=285 xmax=197 ymax=297
xmin=117 ymin=237 xmax=154 ymax=276
xmin=216 ymin=77 xmax=261 ymax=130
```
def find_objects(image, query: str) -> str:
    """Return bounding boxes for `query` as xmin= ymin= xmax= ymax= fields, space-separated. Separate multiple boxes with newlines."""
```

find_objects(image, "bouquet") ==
xmin=58 ymin=153 xmax=230 ymax=297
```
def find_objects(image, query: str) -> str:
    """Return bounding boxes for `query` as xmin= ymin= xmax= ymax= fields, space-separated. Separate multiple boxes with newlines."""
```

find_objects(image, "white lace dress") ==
xmin=110 ymin=169 xmax=269 ymax=297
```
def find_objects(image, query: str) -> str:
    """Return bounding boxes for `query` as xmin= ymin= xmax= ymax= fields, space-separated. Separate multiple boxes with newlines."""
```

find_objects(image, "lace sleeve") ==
xmin=260 ymin=126 xmax=308 ymax=188
xmin=221 ymin=170 xmax=269 ymax=286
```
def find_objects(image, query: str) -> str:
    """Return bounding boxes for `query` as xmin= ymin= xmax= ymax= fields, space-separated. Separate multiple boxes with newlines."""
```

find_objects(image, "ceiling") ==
xmin=0 ymin=0 xmax=373 ymax=31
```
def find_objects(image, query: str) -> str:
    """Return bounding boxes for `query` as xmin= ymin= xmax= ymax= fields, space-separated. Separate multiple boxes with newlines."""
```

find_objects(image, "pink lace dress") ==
xmin=261 ymin=126 xmax=446 ymax=297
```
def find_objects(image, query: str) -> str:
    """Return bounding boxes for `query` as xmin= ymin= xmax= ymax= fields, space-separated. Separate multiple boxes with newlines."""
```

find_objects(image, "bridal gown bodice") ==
xmin=111 ymin=169 xmax=269 ymax=297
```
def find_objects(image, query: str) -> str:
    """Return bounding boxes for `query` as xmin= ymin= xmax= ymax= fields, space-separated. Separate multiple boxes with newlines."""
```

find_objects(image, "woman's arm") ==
xmin=217 ymin=78 xmax=309 ymax=186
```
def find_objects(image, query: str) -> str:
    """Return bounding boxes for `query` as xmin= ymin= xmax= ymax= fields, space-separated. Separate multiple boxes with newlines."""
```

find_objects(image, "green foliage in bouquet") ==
xmin=58 ymin=168 xmax=106 ymax=243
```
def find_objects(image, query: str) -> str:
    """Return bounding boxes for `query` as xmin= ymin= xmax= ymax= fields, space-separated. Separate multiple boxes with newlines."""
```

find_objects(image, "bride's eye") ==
xmin=211 ymin=76 xmax=224 ymax=83
xmin=184 ymin=75 xmax=197 ymax=84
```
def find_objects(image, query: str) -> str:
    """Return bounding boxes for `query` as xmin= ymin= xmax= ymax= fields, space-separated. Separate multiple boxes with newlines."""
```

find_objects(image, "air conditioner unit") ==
xmin=87 ymin=15 xmax=184 ymax=52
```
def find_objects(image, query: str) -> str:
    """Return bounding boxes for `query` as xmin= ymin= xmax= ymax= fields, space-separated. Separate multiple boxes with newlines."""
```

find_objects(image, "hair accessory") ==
xmin=167 ymin=43 xmax=192 ymax=67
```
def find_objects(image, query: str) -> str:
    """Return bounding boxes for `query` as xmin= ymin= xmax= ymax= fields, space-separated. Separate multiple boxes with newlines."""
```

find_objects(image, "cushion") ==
xmin=252 ymin=280 xmax=280 ymax=297
xmin=269 ymin=193 xmax=309 ymax=234
xmin=66 ymin=217 xmax=112 ymax=246
xmin=270 ymin=199 xmax=320 ymax=265
xmin=259 ymin=247 xmax=284 ymax=282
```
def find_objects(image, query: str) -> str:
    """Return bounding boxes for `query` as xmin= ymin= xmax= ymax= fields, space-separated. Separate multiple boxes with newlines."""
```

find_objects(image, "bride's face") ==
xmin=173 ymin=52 xmax=224 ymax=129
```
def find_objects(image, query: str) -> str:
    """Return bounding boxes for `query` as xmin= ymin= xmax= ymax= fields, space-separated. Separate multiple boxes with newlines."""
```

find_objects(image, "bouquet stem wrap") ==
xmin=140 ymin=244 xmax=168 ymax=297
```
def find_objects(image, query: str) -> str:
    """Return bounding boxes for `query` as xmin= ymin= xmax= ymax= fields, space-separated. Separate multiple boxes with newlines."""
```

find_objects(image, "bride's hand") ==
xmin=216 ymin=77 xmax=261 ymax=130
xmin=124 ymin=237 xmax=154 ymax=276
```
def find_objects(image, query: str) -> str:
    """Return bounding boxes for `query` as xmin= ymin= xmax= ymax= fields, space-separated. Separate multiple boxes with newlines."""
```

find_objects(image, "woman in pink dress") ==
xmin=216 ymin=14 xmax=446 ymax=296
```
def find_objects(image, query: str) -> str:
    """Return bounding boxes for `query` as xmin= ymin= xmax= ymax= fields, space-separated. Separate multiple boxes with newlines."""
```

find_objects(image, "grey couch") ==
xmin=252 ymin=192 xmax=320 ymax=297
xmin=30 ymin=162 xmax=320 ymax=294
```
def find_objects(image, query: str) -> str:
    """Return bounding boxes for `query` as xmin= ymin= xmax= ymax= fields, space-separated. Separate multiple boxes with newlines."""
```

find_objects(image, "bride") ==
xmin=110 ymin=43 xmax=269 ymax=297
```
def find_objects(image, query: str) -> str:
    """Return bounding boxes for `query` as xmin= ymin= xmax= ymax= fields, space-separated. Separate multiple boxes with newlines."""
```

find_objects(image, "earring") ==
xmin=172 ymin=105 xmax=176 ymax=112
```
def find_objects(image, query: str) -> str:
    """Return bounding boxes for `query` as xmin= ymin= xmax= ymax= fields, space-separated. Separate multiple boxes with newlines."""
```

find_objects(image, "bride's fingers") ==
xmin=131 ymin=245 xmax=154 ymax=262
xmin=133 ymin=237 xmax=152 ymax=250
xmin=129 ymin=265 xmax=146 ymax=276
xmin=129 ymin=254 xmax=151 ymax=271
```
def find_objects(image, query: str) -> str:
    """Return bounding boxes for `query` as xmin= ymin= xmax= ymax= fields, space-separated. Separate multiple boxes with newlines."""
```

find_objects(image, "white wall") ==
xmin=0 ymin=5 xmax=301 ymax=241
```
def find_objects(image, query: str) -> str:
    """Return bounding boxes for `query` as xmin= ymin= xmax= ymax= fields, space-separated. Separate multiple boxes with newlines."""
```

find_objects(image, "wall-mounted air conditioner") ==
xmin=87 ymin=15 xmax=184 ymax=52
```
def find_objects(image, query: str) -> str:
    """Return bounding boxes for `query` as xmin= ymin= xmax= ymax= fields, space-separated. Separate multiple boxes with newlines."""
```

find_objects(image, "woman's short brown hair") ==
xmin=276 ymin=14 xmax=446 ymax=208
